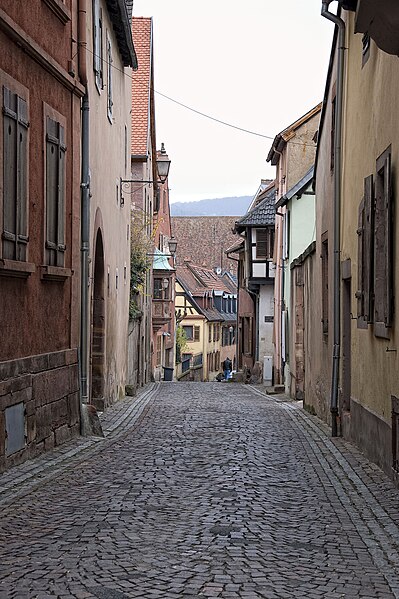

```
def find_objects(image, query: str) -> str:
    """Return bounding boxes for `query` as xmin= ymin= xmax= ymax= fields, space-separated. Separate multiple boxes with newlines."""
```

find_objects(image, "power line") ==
xmin=84 ymin=45 xmax=318 ymax=148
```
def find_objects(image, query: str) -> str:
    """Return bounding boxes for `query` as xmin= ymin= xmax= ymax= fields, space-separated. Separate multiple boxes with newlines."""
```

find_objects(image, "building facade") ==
xmin=0 ymin=0 xmax=84 ymax=470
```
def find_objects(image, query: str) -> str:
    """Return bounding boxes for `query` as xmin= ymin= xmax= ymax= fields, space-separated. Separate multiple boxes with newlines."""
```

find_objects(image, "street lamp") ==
xmin=146 ymin=237 xmax=178 ymax=259
xmin=120 ymin=142 xmax=171 ymax=204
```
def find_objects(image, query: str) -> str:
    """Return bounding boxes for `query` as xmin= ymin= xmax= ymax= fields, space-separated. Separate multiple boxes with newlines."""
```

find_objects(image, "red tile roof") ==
xmin=131 ymin=17 xmax=152 ymax=156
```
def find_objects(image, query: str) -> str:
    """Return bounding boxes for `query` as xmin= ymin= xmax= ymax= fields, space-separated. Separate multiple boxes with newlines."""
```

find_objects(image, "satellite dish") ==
xmin=215 ymin=267 xmax=222 ymax=275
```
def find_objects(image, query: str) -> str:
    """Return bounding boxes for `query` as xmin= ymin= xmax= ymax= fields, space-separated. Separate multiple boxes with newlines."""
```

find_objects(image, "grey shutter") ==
xmin=57 ymin=123 xmax=66 ymax=266
xmin=3 ymin=88 xmax=28 ymax=261
xmin=363 ymin=175 xmax=374 ymax=322
xmin=46 ymin=117 xmax=58 ymax=265
xmin=356 ymin=198 xmax=365 ymax=321
xmin=384 ymin=152 xmax=393 ymax=326
xmin=3 ymin=88 xmax=17 ymax=260
xmin=46 ymin=118 xmax=66 ymax=267
xmin=374 ymin=146 xmax=392 ymax=335
xmin=256 ymin=229 xmax=267 ymax=259
xmin=92 ymin=0 xmax=100 ymax=76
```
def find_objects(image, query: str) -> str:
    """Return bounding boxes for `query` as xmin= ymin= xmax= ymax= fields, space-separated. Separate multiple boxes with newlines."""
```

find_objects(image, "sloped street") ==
xmin=1 ymin=383 xmax=399 ymax=599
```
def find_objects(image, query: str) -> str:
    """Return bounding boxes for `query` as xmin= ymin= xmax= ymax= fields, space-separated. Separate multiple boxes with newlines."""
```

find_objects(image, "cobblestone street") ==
xmin=1 ymin=382 xmax=399 ymax=599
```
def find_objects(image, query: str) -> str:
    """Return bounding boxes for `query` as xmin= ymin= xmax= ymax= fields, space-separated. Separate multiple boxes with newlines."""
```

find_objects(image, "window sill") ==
xmin=0 ymin=259 xmax=36 ymax=279
xmin=40 ymin=265 xmax=73 ymax=281
xmin=42 ymin=0 xmax=71 ymax=24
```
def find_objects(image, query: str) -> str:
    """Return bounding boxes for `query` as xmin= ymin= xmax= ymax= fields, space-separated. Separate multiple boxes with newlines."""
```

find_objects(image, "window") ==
xmin=321 ymin=235 xmax=328 ymax=335
xmin=208 ymin=324 xmax=212 ymax=343
xmin=45 ymin=115 xmax=66 ymax=267
xmin=93 ymin=0 xmax=103 ymax=91
xmin=2 ymin=86 xmax=29 ymax=261
xmin=356 ymin=175 xmax=373 ymax=327
xmin=156 ymin=335 xmax=162 ymax=366
xmin=357 ymin=148 xmax=393 ymax=338
xmin=183 ymin=325 xmax=193 ymax=341
xmin=106 ymin=33 xmax=113 ymax=122
xmin=153 ymin=277 xmax=170 ymax=300
xmin=194 ymin=325 xmax=200 ymax=342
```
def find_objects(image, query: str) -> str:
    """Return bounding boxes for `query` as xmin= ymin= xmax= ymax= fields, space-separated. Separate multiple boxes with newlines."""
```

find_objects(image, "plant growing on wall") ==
xmin=175 ymin=325 xmax=188 ymax=363
xmin=129 ymin=213 xmax=152 ymax=321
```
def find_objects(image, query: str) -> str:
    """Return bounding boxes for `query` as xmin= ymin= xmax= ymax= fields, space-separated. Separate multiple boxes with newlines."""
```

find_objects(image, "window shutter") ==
xmin=384 ymin=152 xmax=393 ymax=326
xmin=194 ymin=325 xmax=200 ymax=342
xmin=374 ymin=146 xmax=392 ymax=335
xmin=356 ymin=198 xmax=365 ymax=320
xmin=256 ymin=229 xmax=267 ymax=259
xmin=46 ymin=117 xmax=66 ymax=267
xmin=17 ymin=96 xmax=28 ymax=261
xmin=3 ymin=88 xmax=28 ymax=261
xmin=57 ymin=123 xmax=66 ymax=266
xmin=3 ymin=88 xmax=17 ymax=260
xmin=363 ymin=175 xmax=374 ymax=322
xmin=92 ymin=0 xmax=100 ymax=75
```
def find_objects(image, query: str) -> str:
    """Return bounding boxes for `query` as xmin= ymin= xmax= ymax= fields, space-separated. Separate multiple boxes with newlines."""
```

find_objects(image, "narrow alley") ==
xmin=1 ymin=383 xmax=399 ymax=599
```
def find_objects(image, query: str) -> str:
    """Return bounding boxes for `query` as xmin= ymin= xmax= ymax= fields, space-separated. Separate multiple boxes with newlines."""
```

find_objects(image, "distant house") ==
xmin=267 ymin=104 xmax=321 ymax=386
xmin=276 ymin=166 xmax=315 ymax=399
xmin=233 ymin=182 xmax=276 ymax=382
xmin=127 ymin=16 xmax=156 ymax=392
xmin=175 ymin=262 xmax=237 ymax=381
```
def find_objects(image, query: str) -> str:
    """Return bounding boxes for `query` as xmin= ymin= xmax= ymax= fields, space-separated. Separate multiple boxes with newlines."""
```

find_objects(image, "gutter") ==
xmin=78 ymin=0 xmax=90 ymax=414
xmin=321 ymin=1 xmax=346 ymax=437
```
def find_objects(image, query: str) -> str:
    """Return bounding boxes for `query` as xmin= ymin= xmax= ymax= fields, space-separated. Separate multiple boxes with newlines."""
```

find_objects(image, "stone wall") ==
xmin=0 ymin=349 xmax=80 ymax=472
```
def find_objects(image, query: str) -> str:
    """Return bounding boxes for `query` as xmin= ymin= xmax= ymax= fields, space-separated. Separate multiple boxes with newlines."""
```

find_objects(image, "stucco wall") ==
xmin=87 ymin=1 xmax=131 ymax=407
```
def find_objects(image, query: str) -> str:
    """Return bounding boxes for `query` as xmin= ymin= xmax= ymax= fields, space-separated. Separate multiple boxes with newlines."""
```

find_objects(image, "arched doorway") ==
xmin=91 ymin=229 xmax=105 ymax=410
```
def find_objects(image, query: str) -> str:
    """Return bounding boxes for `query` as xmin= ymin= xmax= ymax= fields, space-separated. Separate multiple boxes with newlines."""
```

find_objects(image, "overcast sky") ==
xmin=133 ymin=0 xmax=335 ymax=204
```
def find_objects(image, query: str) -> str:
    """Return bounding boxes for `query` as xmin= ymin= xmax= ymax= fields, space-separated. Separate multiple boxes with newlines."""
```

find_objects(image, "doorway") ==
xmin=91 ymin=229 xmax=105 ymax=410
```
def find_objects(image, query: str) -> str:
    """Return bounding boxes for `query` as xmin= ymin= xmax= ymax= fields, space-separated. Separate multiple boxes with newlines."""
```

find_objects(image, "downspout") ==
xmin=78 ymin=0 xmax=90 ymax=410
xmin=321 ymin=1 xmax=346 ymax=437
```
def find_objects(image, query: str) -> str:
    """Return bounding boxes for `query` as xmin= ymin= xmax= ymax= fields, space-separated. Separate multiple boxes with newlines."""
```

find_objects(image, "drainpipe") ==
xmin=78 ymin=0 xmax=90 ymax=408
xmin=321 ymin=1 xmax=346 ymax=437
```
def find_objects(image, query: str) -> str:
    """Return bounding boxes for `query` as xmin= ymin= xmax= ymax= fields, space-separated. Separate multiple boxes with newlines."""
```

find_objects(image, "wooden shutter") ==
xmin=46 ymin=117 xmax=66 ymax=267
xmin=363 ymin=175 xmax=374 ymax=322
xmin=256 ymin=229 xmax=267 ymax=259
xmin=374 ymin=147 xmax=392 ymax=335
xmin=356 ymin=198 xmax=365 ymax=322
xmin=194 ymin=325 xmax=200 ymax=342
xmin=384 ymin=151 xmax=393 ymax=326
xmin=3 ymin=88 xmax=28 ymax=261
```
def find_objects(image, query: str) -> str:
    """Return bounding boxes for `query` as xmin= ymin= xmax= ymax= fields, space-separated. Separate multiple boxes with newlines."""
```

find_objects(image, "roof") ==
xmin=131 ymin=17 xmax=152 ymax=156
xmin=225 ymin=238 xmax=245 ymax=255
xmin=266 ymin=103 xmax=322 ymax=165
xmin=235 ymin=186 xmax=276 ymax=231
xmin=275 ymin=166 xmax=315 ymax=209
xmin=106 ymin=0 xmax=138 ymax=68
xmin=152 ymin=248 xmax=174 ymax=272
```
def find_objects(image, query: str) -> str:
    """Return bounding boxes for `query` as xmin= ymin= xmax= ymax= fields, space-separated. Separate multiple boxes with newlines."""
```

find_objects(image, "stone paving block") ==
xmin=1 ymin=382 xmax=399 ymax=598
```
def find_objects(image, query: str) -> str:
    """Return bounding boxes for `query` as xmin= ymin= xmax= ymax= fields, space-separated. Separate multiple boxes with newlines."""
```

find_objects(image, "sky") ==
xmin=133 ymin=0 xmax=335 ymax=204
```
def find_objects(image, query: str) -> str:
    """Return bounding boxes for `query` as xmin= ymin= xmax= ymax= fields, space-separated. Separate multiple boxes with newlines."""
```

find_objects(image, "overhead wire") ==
xmin=82 ymin=44 xmax=318 ymax=148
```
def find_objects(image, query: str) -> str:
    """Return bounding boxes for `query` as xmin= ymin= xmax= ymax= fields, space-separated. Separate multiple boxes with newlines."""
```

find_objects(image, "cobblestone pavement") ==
xmin=1 ymin=383 xmax=399 ymax=599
